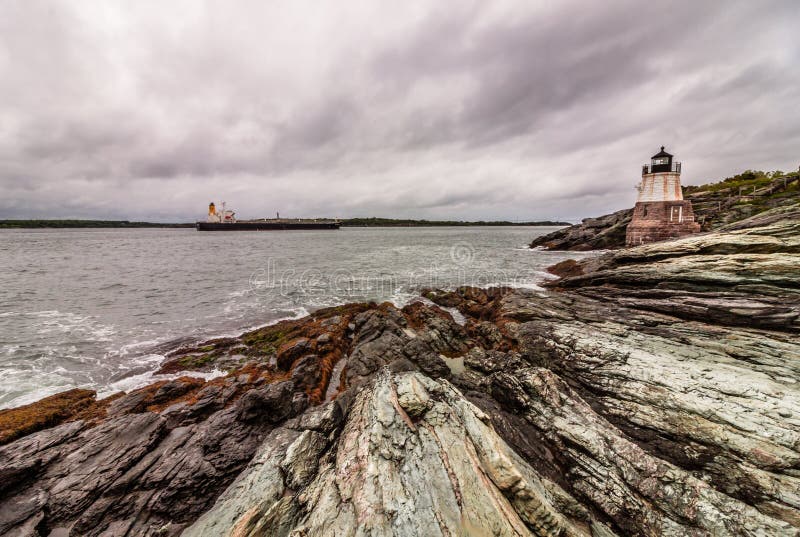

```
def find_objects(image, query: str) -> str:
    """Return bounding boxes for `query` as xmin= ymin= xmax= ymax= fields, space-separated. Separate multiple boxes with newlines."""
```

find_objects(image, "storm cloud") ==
xmin=1 ymin=0 xmax=798 ymax=222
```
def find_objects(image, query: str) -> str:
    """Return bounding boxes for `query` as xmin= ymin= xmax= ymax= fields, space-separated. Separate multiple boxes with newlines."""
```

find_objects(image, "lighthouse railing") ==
xmin=642 ymin=161 xmax=681 ymax=175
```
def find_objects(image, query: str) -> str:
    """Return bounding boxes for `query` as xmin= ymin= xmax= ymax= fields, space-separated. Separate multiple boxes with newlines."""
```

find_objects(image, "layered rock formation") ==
xmin=1 ymin=214 xmax=798 ymax=536
xmin=530 ymin=173 xmax=799 ymax=251
xmin=529 ymin=208 xmax=632 ymax=251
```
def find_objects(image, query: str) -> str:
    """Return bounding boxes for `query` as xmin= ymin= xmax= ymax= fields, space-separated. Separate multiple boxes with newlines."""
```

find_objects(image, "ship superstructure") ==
xmin=197 ymin=202 xmax=341 ymax=231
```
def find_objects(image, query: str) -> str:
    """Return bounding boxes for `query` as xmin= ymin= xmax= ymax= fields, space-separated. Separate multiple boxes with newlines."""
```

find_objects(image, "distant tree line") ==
xmin=340 ymin=217 xmax=571 ymax=227
xmin=0 ymin=218 xmax=569 ymax=228
xmin=0 ymin=220 xmax=194 ymax=228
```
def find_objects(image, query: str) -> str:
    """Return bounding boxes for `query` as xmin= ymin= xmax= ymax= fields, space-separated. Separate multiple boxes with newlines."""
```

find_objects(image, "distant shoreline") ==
xmin=0 ymin=220 xmax=195 ymax=229
xmin=340 ymin=218 xmax=570 ymax=227
xmin=0 ymin=218 xmax=571 ymax=229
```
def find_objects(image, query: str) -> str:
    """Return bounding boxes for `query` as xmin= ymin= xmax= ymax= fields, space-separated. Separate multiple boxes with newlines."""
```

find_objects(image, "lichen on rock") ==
xmin=1 ymin=216 xmax=799 ymax=536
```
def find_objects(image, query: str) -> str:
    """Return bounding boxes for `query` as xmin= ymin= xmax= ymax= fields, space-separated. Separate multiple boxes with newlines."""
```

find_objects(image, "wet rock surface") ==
xmin=1 ymin=218 xmax=799 ymax=536
xmin=529 ymin=208 xmax=632 ymax=251
xmin=551 ymin=207 xmax=800 ymax=331
xmin=530 ymin=179 xmax=799 ymax=251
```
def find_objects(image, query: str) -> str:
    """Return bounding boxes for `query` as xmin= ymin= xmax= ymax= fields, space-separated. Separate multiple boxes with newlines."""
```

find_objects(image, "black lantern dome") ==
xmin=643 ymin=146 xmax=680 ymax=175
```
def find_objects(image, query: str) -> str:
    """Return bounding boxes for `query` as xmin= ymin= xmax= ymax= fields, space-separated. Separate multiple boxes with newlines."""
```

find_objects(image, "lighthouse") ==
xmin=625 ymin=147 xmax=701 ymax=246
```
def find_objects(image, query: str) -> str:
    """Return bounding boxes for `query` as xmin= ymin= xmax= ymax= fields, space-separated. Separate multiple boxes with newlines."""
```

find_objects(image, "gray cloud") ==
xmin=0 ymin=0 xmax=798 ymax=223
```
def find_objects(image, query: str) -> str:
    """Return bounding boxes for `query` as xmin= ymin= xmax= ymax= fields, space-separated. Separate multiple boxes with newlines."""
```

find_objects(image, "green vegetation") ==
xmin=340 ymin=217 xmax=570 ymax=227
xmin=684 ymin=170 xmax=796 ymax=195
xmin=242 ymin=326 xmax=290 ymax=356
xmin=684 ymin=170 xmax=799 ymax=229
xmin=0 ymin=220 xmax=194 ymax=229
xmin=177 ymin=354 xmax=217 ymax=369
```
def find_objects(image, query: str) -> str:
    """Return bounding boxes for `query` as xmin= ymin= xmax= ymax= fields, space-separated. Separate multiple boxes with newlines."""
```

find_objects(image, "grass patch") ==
xmin=177 ymin=354 xmax=217 ymax=369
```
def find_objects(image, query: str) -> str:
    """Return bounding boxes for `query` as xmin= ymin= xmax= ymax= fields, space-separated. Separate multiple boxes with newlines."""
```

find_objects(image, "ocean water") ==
xmin=0 ymin=226 xmax=594 ymax=408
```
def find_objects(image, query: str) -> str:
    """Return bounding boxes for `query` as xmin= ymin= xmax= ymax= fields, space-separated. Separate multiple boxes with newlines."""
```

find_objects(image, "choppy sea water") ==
xmin=0 ymin=226 xmax=595 ymax=408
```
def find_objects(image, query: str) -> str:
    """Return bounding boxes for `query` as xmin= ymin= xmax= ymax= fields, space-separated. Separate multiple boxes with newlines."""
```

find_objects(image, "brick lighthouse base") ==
xmin=625 ymin=201 xmax=701 ymax=247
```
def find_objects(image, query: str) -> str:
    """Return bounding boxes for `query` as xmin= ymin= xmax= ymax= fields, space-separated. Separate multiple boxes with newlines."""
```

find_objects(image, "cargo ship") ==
xmin=196 ymin=202 xmax=341 ymax=231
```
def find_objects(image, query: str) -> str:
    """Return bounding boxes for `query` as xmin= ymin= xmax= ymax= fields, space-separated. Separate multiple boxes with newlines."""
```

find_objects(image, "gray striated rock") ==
xmin=489 ymin=367 xmax=797 ymax=536
xmin=551 ymin=213 xmax=800 ymax=331
xmin=185 ymin=371 xmax=597 ymax=537
xmin=529 ymin=182 xmax=799 ymax=251
xmin=529 ymin=208 xmax=632 ymax=251
xmin=0 ymin=376 xmax=305 ymax=536
xmin=1 ymin=217 xmax=799 ymax=536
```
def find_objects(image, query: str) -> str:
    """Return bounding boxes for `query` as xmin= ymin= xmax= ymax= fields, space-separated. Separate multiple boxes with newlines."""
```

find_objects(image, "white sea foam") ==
xmin=389 ymin=285 xmax=417 ymax=308
xmin=215 ymin=307 xmax=310 ymax=339
xmin=20 ymin=310 xmax=116 ymax=342
xmin=2 ymin=385 xmax=70 ymax=408
xmin=443 ymin=307 xmax=467 ymax=326
xmin=117 ymin=338 xmax=164 ymax=355
xmin=3 ymin=226 xmax=575 ymax=409
xmin=91 ymin=308 xmax=311 ymax=401
xmin=98 ymin=366 xmax=227 ymax=400
xmin=228 ymin=289 xmax=251 ymax=298
xmin=512 ymin=282 xmax=547 ymax=292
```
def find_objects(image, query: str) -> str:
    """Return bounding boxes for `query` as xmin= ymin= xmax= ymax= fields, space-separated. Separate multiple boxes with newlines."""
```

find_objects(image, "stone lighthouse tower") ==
xmin=625 ymin=146 xmax=700 ymax=246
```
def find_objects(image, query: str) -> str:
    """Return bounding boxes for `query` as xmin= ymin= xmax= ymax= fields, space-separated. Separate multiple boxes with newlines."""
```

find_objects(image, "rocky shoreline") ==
xmin=530 ymin=172 xmax=799 ymax=251
xmin=1 ymin=207 xmax=798 ymax=536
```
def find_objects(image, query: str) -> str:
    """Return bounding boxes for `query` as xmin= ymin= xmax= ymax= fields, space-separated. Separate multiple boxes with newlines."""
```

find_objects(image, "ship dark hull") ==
xmin=196 ymin=221 xmax=340 ymax=231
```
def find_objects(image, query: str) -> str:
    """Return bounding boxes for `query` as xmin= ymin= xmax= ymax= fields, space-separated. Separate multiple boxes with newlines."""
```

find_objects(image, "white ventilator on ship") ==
xmin=207 ymin=202 xmax=236 ymax=223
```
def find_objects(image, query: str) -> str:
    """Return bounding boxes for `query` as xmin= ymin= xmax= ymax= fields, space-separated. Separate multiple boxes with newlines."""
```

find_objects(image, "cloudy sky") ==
xmin=1 ymin=1 xmax=798 ymax=222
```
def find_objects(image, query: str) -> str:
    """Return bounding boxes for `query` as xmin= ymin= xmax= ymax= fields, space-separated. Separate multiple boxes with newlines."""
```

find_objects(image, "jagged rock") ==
xmin=395 ymin=374 xmax=431 ymax=417
xmin=1 ymin=218 xmax=799 ymax=535
xmin=529 ymin=176 xmax=799 ymax=251
xmin=0 ymin=370 xmax=311 ymax=535
xmin=345 ymin=302 xmax=466 ymax=388
xmin=277 ymin=338 xmax=311 ymax=369
xmin=185 ymin=371 xmax=590 ymax=537
xmin=529 ymin=208 xmax=632 ymax=251
xmin=290 ymin=400 xmax=343 ymax=433
xmin=720 ymin=204 xmax=800 ymax=231
xmin=291 ymin=354 xmax=324 ymax=394
xmin=489 ymin=368 xmax=796 ymax=536
xmin=236 ymin=380 xmax=300 ymax=423
xmin=280 ymin=430 xmax=327 ymax=489
xmin=550 ymin=213 xmax=800 ymax=331
xmin=181 ymin=426 xmax=301 ymax=537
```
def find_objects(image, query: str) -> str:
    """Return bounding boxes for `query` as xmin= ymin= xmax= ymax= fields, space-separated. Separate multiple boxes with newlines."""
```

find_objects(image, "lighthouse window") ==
xmin=653 ymin=158 xmax=668 ymax=165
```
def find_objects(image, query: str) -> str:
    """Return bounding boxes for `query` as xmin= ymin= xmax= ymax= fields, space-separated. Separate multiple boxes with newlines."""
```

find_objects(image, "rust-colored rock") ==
xmin=1 ymin=217 xmax=798 ymax=535
xmin=546 ymin=259 xmax=584 ymax=279
xmin=0 ymin=389 xmax=97 ymax=445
